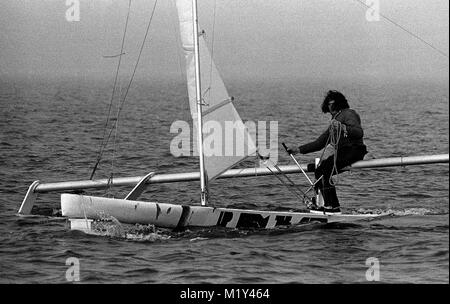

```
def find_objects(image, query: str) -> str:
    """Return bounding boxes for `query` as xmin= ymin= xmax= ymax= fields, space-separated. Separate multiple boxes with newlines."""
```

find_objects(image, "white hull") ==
xmin=61 ymin=193 xmax=381 ymax=231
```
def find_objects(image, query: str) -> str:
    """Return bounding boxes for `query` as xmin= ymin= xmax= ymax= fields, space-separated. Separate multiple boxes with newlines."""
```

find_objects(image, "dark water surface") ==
xmin=0 ymin=77 xmax=448 ymax=283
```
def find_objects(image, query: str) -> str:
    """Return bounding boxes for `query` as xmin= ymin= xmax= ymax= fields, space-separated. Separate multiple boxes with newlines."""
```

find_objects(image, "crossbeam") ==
xmin=18 ymin=153 xmax=448 ymax=215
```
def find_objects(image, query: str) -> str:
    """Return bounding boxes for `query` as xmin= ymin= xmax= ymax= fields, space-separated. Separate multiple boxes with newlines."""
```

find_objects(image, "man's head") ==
xmin=321 ymin=90 xmax=349 ymax=114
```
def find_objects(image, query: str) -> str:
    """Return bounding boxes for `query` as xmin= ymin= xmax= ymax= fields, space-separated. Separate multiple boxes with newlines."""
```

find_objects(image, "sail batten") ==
xmin=175 ymin=0 xmax=256 ymax=181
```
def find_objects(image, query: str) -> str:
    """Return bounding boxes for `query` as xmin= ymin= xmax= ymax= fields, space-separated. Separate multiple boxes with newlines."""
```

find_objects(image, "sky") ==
xmin=1 ymin=0 xmax=449 ymax=82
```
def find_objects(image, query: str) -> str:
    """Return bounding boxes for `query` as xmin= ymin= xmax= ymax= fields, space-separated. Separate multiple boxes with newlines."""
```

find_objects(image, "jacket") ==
xmin=299 ymin=108 xmax=365 ymax=154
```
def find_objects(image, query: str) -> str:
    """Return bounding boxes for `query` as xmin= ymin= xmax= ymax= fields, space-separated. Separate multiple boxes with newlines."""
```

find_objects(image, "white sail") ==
xmin=175 ymin=0 xmax=256 ymax=181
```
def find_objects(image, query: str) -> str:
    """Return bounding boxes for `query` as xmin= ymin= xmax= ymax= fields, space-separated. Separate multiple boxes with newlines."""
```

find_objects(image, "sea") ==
xmin=0 ymin=75 xmax=448 ymax=284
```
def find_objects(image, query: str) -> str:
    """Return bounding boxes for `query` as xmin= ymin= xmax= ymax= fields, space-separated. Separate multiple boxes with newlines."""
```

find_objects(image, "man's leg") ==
xmin=313 ymin=146 xmax=367 ymax=211
xmin=335 ymin=146 xmax=368 ymax=173
xmin=315 ymin=156 xmax=340 ymax=208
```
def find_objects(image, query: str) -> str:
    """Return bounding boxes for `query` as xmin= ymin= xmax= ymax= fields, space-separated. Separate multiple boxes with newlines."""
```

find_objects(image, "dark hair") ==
xmin=321 ymin=90 xmax=349 ymax=113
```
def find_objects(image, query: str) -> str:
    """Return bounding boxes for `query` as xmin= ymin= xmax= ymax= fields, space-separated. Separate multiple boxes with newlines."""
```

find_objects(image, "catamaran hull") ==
xmin=61 ymin=194 xmax=380 ymax=231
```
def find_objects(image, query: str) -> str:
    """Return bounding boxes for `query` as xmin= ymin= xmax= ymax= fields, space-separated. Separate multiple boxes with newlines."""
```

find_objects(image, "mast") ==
xmin=192 ymin=0 xmax=208 ymax=206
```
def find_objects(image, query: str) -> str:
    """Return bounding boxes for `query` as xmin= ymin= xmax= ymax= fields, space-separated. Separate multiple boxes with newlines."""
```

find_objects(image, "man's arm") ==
xmin=298 ymin=128 xmax=329 ymax=154
xmin=341 ymin=111 xmax=363 ymax=139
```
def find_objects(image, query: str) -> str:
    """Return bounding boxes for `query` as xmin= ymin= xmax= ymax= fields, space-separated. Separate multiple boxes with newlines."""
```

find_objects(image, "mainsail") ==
xmin=175 ymin=0 xmax=256 ymax=181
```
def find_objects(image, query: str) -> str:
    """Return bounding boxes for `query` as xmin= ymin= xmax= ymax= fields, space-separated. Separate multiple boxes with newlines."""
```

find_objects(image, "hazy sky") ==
xmin=1 ymin=0 xmax=449 ymax=82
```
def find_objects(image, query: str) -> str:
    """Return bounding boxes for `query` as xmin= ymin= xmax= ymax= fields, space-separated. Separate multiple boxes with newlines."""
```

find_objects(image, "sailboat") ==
xmin=17 ymin=0 xmax=449 ymax=233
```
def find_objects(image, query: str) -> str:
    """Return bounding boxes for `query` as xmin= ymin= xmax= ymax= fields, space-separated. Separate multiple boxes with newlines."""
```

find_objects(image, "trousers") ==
xmin=314 ymin=145 xmax=367 ymax=208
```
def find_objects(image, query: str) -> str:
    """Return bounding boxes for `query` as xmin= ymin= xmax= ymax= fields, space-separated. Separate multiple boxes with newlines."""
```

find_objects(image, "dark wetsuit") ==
xmin=299 ymin=108 xmax=367 ymax=208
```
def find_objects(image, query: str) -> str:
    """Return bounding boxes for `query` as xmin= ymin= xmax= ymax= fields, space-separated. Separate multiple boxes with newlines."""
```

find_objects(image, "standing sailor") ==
xmin=288 ymin=90 xmax=367 ymax=214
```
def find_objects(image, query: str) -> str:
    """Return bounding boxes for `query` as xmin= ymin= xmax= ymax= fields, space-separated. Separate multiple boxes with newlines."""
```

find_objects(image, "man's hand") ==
xmin=342 ymin=123 xmax=347 ymax=137
xmin=286 ymin=147 xmax=300 ymax=155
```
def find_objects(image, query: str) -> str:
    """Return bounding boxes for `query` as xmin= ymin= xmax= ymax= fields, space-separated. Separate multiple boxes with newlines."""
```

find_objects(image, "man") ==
xmin=288 ymin=90 xmax=367 ymax=214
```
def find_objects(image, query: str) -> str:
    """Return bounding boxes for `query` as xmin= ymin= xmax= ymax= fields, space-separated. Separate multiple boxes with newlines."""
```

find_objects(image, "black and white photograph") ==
xmin=0 ymin=0 xmax=448 ymax=289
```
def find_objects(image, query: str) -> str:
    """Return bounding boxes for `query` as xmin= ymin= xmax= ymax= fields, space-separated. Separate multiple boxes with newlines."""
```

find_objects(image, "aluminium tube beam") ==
xmin=32 ymin=154 xmax=448 ymax=193
xmin=18 ymin=153 xmax=448 ymax=215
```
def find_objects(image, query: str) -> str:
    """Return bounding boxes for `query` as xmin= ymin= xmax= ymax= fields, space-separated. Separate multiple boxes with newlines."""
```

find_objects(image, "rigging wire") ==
xmin=257 ymin=153 xmax=315 ymax=208
xmin=109 ymin=0 xmax=159 ymax=190
xmin=90 ymin=0 xmax=132 ymax=180
xmin=103 ymin=52 xmax=127 ymax=58
xmin=352 ymin=0 xmax=448 ymax=59
xmin=90 ymin=0 xmax=159 ymax=185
